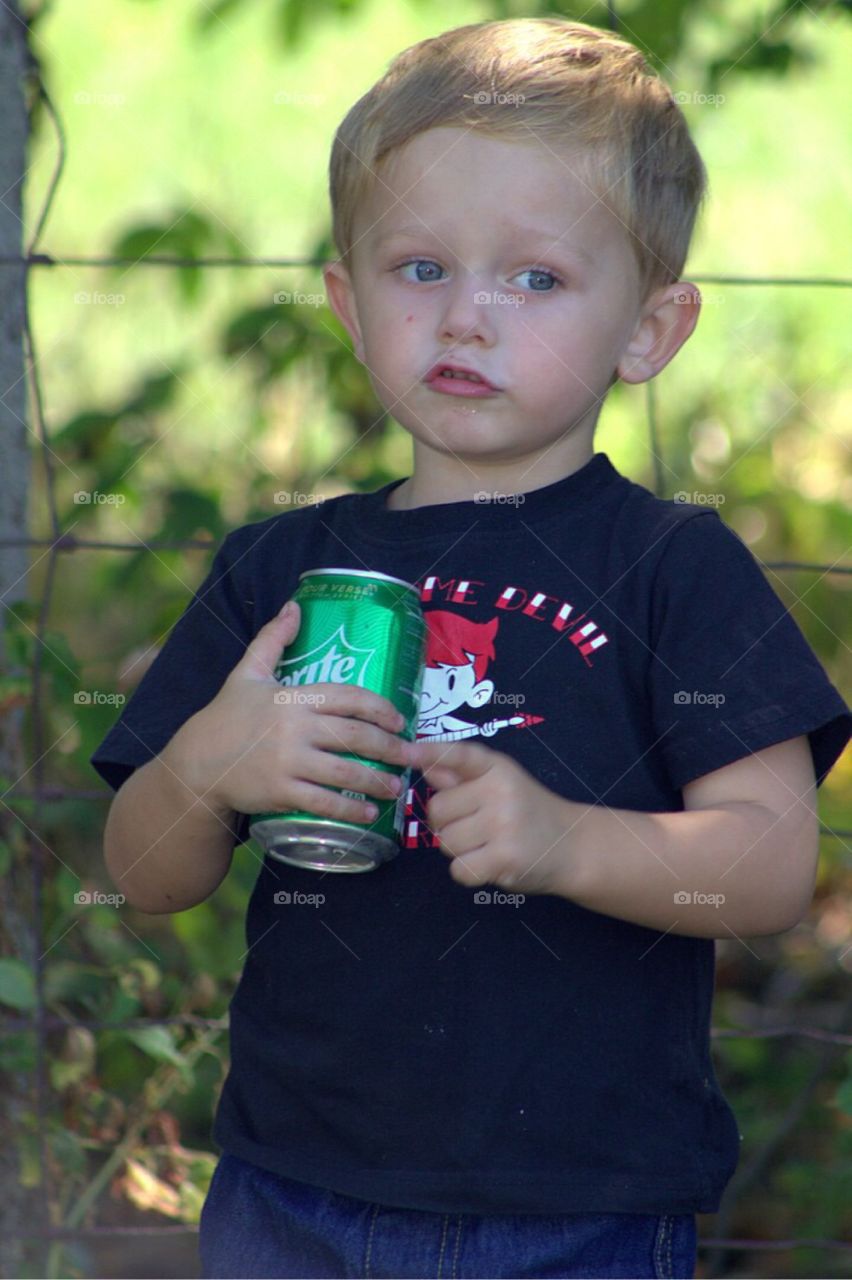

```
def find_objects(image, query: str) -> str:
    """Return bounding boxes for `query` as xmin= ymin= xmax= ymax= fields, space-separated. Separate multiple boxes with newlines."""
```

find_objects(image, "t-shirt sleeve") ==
xmin=647 ymin=511 xmax=852 ymax=792
xmin=90 ymin=529 xmax=257 ymax=846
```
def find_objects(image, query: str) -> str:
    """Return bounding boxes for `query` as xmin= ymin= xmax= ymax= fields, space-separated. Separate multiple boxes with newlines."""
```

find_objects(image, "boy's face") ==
xmin=324 ymin=127 xmax=697 ymax=499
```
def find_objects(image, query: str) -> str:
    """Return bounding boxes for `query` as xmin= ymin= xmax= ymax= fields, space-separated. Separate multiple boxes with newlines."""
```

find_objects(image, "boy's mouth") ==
xmin=424 ymin=361 xmax=500 ymax=395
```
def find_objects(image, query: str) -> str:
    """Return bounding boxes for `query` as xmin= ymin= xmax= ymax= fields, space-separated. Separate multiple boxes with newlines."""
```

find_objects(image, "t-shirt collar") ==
xmin=344 ymin=452 xmax=620 ymax=544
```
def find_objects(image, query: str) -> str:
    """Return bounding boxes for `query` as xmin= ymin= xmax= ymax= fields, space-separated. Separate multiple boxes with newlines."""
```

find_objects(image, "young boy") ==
xmin=91 ymin=17 xmax=851 ymax=1280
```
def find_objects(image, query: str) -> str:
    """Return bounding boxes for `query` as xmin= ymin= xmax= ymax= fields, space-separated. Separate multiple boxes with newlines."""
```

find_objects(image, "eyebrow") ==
xmin=372 ymin=224 xmax=593 ymax=266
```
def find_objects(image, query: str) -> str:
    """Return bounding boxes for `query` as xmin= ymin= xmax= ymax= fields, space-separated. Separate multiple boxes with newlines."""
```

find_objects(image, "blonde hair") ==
xmin=328 ymin=17 xmax=708 ymax=302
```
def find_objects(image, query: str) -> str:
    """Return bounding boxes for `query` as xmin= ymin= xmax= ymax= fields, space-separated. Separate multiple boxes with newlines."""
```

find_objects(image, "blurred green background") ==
xmin=2 ymin=0 xmax=850 ymax=1276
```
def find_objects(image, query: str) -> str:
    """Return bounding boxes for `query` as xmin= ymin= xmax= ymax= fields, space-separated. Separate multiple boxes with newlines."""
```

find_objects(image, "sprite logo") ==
xmin=275 ymin=624 xmax=377 ymax=687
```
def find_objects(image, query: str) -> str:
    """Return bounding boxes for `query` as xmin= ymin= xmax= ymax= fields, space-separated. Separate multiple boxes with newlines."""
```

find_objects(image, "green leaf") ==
xmin=49 ymin=1125 xmax=87 ymax=1176
xmin=0 ymin=959 xmax=36 ymax=1010
xmin=43 ymin=960 xmax=109 ymax=1007
xmin=0 ymin=1031 xmax=36 ymax=1074
xmin=157 ymin=486 xmax=226 ymax=542
xmin=123 ymin=368 xmax=182 ymax=416
xmin=125 ymin=1025 xmax=184 ymax=1067
xmin=834 ymin=1073 xmax=852 ymax=1117
xmin=53 ymin=410 xmax=118 ymax=460
xmin=194 ymin=0 xmax=245 ymax=36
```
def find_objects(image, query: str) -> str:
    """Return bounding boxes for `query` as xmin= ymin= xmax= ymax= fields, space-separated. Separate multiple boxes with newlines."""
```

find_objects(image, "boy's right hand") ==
xmin=166 ymin=600 xmax=411 ymax=825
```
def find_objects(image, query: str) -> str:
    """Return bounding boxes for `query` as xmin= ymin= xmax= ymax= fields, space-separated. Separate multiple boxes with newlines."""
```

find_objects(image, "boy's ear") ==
xmin=323 ymin=259 xmax=366 ymax=363
xmin=616 ymin=282 xmax=701 ymax=385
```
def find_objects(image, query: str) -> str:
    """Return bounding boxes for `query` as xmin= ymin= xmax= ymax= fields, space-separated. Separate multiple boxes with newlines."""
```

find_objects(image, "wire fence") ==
xmin=0 ymin=3 xmax=850 ymax=1277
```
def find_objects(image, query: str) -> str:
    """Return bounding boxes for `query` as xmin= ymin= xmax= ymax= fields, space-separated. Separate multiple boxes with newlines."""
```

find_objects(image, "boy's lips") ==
xmin=424 ymin=360 xmax=501 ymax=397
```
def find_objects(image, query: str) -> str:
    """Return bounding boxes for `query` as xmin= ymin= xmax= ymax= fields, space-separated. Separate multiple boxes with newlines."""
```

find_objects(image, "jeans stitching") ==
xmin=653 ymin=1213 xmax=673 ymax=1278
xmin=364 ymin=1204 xmax=380 ymax=1279
xmin=437 ymin=1213 xmax=450 ymax=1278
xmin=451 ymin=1215 xmax=463 ymax=1279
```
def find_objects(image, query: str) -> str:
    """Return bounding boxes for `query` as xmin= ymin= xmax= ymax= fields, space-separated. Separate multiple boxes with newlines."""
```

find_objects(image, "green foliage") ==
xmin=195 ymin=0 xmax=362 ymax=46
xmin=111 ymin=209 xmax=247 ymax=303
xmin=0 ymin=959 xmax=37 ymax=1011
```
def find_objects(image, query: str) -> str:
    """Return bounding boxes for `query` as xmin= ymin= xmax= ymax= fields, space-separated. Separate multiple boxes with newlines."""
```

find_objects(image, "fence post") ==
xmin=0 ymin=2 xmax=36 ymax=1275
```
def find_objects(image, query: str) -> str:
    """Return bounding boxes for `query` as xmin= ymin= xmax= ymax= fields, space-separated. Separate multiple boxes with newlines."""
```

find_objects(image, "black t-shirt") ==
xmin=91 ymin=451 xmax=851 ymax=1215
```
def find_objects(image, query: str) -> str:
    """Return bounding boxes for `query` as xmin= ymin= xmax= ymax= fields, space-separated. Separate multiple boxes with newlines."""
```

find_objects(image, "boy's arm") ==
xmin=104 ymin=715 xmax=238 ymax=915
xmin=551 ymin=735 xmax=820 ymax=938
xmin=406 ymin=734 xmax=820 ymax=939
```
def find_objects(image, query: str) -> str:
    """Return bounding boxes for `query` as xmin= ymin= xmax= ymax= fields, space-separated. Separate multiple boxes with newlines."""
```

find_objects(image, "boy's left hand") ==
xmin=403 ymin=738 xmax=580 ymax=895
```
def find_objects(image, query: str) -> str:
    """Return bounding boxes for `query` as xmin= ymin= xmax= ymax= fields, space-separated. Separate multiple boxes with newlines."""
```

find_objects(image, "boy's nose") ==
xmin=437 ymin=280 xmax=496 ymax=344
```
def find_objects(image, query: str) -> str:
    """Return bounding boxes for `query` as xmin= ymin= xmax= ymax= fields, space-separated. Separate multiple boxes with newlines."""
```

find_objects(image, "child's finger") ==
xmin=424 ymin=766 xmax=463 ymax=789
xmin=448 ymin=850 xmax=493 ymax=888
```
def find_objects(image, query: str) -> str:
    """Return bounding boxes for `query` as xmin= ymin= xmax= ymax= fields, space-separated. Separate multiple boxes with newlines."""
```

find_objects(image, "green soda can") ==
xmin=249 ymin=568 xmax=426 ymax=872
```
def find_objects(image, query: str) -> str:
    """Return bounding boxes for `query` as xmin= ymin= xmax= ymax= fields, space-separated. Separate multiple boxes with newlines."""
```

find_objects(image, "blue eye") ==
xmin=515 ymin=268 xmax=560 ymax=292
xmin=397 ymin=259 xmax=445 ymax=283
xmin=394 ymin=260 xmax=561 ymax=291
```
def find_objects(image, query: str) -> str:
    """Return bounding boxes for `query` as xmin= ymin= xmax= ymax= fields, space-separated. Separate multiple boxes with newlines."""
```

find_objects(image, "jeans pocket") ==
xmin=652 ymin=1213 xmax=697 ymax=1280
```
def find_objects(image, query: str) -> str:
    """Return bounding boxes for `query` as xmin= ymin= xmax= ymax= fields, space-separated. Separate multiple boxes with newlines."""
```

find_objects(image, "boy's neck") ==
xmin=385 ymin=443 xmax=596 ymax=511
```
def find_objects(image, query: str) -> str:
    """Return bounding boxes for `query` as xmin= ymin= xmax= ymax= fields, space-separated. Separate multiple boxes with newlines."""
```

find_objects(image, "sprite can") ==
xmin=249 ymin=568 xmax=426 ymax=872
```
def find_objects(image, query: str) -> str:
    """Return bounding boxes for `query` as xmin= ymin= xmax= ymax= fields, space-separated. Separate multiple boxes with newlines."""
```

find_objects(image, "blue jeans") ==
xmin=199 ymin=1152 xmax=697 ymax=1278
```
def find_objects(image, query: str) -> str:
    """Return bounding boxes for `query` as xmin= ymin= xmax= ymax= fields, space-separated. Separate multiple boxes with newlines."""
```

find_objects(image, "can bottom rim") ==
xmin=249 ymin=818 xmax=398 ymax=873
